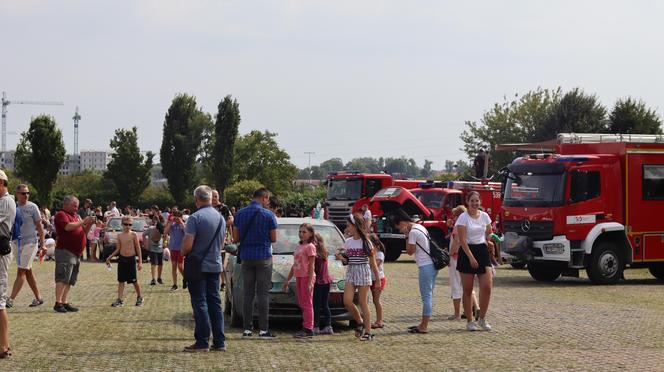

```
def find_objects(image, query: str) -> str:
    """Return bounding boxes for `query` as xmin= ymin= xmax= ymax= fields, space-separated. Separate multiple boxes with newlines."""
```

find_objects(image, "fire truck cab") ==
xmin=502 ymin=133 xmax=664 ymax=284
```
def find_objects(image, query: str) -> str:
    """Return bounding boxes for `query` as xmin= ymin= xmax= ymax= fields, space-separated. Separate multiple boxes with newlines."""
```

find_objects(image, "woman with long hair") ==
xmin=455 ymin=191 xmax=494 ymax=331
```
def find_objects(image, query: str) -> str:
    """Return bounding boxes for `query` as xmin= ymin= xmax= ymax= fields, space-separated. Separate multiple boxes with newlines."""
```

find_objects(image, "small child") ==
xmin=312 ymin=233 xmax=333 ymax=335
xmin=144 ymin=220 xmax=165 ymax=285
xmin=106 ymin=216 xmax=143 ymax=307
xmin=88 ymin=218 xmax=103 ymax=262
xmin=369 ymin=234 xmax=386 ymax=329
xmin=283 ymin=223 xmax=317 ymax=339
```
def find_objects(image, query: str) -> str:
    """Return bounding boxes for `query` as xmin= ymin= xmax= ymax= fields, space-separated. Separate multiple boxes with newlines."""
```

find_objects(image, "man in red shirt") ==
xmin=53 ymin=196 xmax=93 ymax=313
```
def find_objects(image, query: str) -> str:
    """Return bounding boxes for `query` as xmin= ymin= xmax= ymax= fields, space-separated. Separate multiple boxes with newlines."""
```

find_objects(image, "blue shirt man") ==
xmin=232 ymin=187 xmax=278 ymax=338
xmin=233 ymin=201 xmax=277 ymax=261
xmin=181 ymin=185 xmax=226 ymax=352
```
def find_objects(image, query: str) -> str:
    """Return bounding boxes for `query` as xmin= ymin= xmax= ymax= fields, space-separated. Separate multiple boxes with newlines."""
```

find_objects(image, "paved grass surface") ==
xmin=2 ymin=258 xmax=664 ymax=371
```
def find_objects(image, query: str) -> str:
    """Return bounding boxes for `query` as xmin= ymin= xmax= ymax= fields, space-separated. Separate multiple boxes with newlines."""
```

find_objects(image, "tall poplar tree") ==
xmin=213 ymin=95 xmax=241 ymax=196
xmin=159 ymin=94 xmax=209 ymax=204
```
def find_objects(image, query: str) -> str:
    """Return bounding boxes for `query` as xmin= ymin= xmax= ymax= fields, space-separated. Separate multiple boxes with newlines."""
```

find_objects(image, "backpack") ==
xmin=414 ymin=227 xmax=450 ymax=270
xmin=0 ymin=198 xmax=21 ymax=255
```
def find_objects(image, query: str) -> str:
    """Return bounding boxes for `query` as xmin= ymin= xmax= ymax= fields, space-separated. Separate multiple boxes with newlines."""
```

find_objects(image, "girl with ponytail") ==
xmin=334 ymin=213 xmax=380 ymax=341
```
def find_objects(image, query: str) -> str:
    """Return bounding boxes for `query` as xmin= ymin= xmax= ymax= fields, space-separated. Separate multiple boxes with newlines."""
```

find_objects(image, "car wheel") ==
xmin=511 ymin=261 xmax=527 ymax=269
xmin=528 ymin=261 xmax=561 ymax=282
xmin=384 ymin=240 xmax=402 ymax=262
xmin=586 ymin=241 xmax=623 ymax=285
xmin=648 ymin=263 xmax=664 ymax=280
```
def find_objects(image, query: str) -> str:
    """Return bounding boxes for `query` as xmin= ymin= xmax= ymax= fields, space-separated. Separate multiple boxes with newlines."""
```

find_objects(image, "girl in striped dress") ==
xmin=335 ymin=213 xmax=380 ymax=341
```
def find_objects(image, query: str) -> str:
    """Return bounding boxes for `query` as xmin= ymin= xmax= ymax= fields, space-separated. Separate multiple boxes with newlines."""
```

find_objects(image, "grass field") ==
xmin=2 ymin=257 xmax=664 ymax=371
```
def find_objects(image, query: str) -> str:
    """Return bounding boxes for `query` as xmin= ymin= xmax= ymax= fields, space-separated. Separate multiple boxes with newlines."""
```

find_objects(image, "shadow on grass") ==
xmin=496 ymin=273 xmax=664 ymax=288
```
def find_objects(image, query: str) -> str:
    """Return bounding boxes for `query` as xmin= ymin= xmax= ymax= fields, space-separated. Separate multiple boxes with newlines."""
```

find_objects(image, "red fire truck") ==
xmin=370 ymin=181 xmax=502 ymax=261
xmin=325 ymin=172 xmax=422 ymax=228
xmin=501 ymin=133 xmax=664 ymax=284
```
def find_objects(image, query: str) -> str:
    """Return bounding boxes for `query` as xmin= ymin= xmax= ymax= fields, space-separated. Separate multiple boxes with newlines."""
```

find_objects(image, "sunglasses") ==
xmin=19 ymin=192 xmax=30 ymax=196
xmin=123 ymin=223 xmax=132 ymax=226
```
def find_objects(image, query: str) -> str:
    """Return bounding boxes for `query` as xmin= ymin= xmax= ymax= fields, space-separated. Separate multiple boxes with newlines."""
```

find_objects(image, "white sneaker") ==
xmin=478 ymin=319 xmax=492 ymax=331
xmin=466 ymin=321 xmax=479 ymax=331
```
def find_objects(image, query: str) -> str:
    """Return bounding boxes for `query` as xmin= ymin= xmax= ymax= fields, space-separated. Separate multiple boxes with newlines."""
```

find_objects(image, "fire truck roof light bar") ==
xmin=558 ymin=133 xmax=664 ymax=144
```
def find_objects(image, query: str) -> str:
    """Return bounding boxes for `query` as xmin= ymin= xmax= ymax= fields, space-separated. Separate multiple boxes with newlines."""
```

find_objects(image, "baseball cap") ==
xmin=0 ymin=170 xmax=8 ymax=182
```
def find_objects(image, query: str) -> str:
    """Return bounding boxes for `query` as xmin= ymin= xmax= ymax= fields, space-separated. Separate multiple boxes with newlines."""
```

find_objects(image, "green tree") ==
xmin=225 ymin=179 xmax=264 ymax=208
xmin=213 ymin=95 xmax=241 ymax=196
xmin=319 ymin=158 xmax=344 ymax=174
xmin=233 ymin=130 xmax=297 ymax=195
xmin=105 ymin=127 xmax=154 ymax=206
xmin=461 ymin=88 xmax=562 ymax=174
xmin=160 ymin=94 xmax=210 ymax=204
xmin=535 ymin=88 xmax=607 ymax=141
xmin=608 ymin=98 xmax=663 ymax=134
xmin=14 ymin=115 xmax=66 ymax=206
xmin=345 ymin=157 xmax=381 ymax=173
xmin=420 ymin=159 xmax=433 ymax=178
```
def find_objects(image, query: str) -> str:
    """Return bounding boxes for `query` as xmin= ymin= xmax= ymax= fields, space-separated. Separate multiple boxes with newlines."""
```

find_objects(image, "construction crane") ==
xmin=1 ymin=91 xmax=64 ymax=152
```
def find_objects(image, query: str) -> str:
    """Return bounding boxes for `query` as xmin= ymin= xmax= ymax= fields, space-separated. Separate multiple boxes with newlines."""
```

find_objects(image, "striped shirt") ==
xmin=344 ymin=237 xmax=372 ymax=265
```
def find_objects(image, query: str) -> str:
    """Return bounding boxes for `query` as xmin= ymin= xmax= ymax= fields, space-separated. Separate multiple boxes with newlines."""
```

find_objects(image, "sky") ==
xmin=1 ymin=0 xmax=663 ymax=170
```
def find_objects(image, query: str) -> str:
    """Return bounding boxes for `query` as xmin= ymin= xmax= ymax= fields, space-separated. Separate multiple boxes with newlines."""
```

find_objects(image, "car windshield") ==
xmin=273 ymin=224 xmax=345 ymax=255
xmin=411 ymin=191 xmax=444 ymax=209
xmin=504 ymin=173 xmax=565 ymax=207
xmin=107 ymin=218 xmax=148 ymax=231
xmin=327 ymin=178 xmax=362 ymax=200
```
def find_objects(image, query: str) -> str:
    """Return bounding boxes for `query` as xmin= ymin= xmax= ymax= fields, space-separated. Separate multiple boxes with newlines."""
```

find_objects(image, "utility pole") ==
xmin=73 ymin=106 xmax=81 ymax=156
xmin=304 ymin=151 xmax=315 ymax=184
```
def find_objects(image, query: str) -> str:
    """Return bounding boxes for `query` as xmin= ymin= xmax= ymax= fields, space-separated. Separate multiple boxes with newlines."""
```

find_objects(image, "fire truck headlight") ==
xmin=543 ymin=243 xmax=565 ymax=255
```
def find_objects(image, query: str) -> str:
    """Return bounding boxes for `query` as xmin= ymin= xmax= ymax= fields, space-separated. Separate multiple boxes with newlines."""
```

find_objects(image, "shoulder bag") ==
xmin=414 ymin=228 xmax=450 ymax=270
xmin=184 ymin=215 xmax=224 ymax=283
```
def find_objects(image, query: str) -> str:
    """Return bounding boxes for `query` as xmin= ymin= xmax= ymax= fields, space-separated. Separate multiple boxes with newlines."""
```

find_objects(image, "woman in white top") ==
xmin=454 ymin=191 xmax=494 ymax=331
xmin=393 ymin=210 xmax=436 ymax=334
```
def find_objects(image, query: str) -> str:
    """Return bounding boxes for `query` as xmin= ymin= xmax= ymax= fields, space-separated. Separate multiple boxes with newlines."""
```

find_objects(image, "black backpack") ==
xmin=414 ymin=228 xmax=450 ymax=270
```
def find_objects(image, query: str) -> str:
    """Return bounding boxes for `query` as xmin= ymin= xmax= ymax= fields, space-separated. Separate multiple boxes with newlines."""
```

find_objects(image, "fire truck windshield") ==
xmin=504 ymin=173 xmax=565 ymax=207
xmin=411 ymin=191 xmax=444 ymax=209
xmin=327 ymin=178 xmax=362 ymax=200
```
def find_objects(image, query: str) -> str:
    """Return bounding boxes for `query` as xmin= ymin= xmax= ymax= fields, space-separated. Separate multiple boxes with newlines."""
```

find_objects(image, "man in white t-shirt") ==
xmin=392 ymin=209 xmax=436 ymax=334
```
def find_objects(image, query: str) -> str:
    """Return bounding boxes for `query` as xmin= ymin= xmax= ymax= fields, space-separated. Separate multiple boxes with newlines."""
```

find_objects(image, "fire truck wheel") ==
xmin=384 ymin=241 xmax=402 ymax=262
xmin=586 ymin=242 xmax=623 ymax=285
xmin=648 ymin=263 xmax=664 ymax=280
xmin=527 ymin=262 xmax=561 ymax=282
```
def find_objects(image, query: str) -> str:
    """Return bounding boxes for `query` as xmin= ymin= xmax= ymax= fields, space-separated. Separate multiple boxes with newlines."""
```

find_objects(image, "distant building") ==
xmin=80 ymin=150 xmax=113 ymax=172
xmin=0 ymin=151 xmax=15 ymax=171
xmin=59 ymin=154 xmax=80 ymax=176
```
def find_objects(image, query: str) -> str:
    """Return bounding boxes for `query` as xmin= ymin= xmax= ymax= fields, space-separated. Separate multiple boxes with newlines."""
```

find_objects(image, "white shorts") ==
xmin=0 ymin=253 xmax=12 ymax=309
xmin=12 ymin=241 xmax=39 ymax=270
xmin=448 ymin=257 xmax=463 ymax=300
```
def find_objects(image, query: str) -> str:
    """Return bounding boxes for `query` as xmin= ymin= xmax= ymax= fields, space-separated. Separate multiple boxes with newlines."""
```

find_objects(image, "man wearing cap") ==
xmin=53 ymin=195 xmax=93 ymax=313
xmin=6 ymin=184 xmax=46 ymax=309
xmin=0 ymin=170 xmax=17 ymax=358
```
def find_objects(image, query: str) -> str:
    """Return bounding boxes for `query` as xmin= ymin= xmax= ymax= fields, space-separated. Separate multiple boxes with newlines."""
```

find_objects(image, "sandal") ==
xmin=359 ymin=333 xmax=374 ymax=341
xmin=407 ymin=325 xmax=419 ymax=330
xmin=0 ymin=348 xmax=10 ymax=359
xmin=371 ymin=322 xmax=384 ymax=329
xmin=408 ymin=327 xmax=428 ymax=334
xmin=354 ymin=325 xmax=364 ymax=338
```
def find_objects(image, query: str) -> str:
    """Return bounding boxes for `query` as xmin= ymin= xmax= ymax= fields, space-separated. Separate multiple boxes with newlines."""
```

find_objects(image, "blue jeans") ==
xmin=418 ymin=264 xmax=438 ymax=317
xmin=188 ymin=272 xmax=225 ymax=347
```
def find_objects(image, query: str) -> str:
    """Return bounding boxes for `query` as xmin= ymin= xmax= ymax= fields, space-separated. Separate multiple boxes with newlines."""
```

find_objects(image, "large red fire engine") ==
xmin=370 ymin=181 xmax=502 ymax=261
xmin=501 ymin=133 xmax=664 ymax=284
xmin=325 ymin=172 xmax=422 ymax=228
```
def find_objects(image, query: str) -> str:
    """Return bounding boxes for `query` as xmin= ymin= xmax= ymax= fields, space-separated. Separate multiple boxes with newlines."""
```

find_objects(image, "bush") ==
xmin=281 ymin=186 xmax=326 ymax=217
xmin=225 ymin=180 xmax=264 ymax=209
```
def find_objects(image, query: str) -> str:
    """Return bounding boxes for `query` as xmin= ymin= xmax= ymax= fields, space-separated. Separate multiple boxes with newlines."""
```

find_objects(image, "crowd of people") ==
xmin=0 ymin=174 xmax=498 ymax=357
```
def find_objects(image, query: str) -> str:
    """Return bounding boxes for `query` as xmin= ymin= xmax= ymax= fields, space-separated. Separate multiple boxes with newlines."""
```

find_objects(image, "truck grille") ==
xmin=328 ymin=207 xmax=351 ymax=228
xmin=503 ymin=220 xmax=554 ymax=241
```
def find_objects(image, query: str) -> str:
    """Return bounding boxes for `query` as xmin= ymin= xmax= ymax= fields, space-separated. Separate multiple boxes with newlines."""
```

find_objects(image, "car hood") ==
xmin=271 ymin=254 xmax=346 ymax=284
xmin=370 ymin=186 xmax=433 ymax=220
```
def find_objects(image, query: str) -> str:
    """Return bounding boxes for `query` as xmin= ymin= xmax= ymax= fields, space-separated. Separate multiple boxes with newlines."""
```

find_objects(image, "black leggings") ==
xmin=313 ymin=283 xmax=331 ymax=328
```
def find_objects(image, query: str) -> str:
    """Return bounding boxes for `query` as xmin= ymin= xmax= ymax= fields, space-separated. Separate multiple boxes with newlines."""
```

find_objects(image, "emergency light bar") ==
xmin=558 ymin=133 xmax=664 ymax=144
